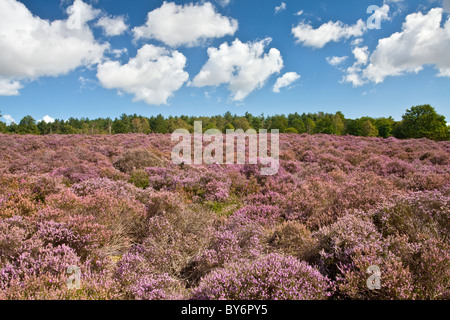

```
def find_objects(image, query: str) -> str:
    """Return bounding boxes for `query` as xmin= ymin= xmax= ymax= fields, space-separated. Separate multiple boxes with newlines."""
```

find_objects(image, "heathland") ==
xmin=0 ymin=133 xmax=448 ymax=299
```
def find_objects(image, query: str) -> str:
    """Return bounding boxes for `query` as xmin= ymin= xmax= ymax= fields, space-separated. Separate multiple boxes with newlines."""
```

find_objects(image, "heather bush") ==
xmin=183 ymin=215 xmax=265 ymax=286
xmin=0 ymin=240 xmax=80 ymax=291
xmin=129 ymin=169 xmax=150 ymax=189
xmin=33 ymin=216 xmax=110 ymax=260
xmin=337 ymin=248 xmax=416 ymax=300
xmin=113 ymin=148 xmax=166 ymax=174
xmin=192 ymin=253 xmax=332 ymax=300
xmin=112 ymin=246 xmax=186 ymax=300
xmin=145 ymin=190 xmax=185 ymax=217
xmin=388 ymin=235 xmax=449 ymax=299
xmin=316 ymin=214 xmax=384 ymax=278
xmin=46 ymin=188 xmax=147 ymax=255
xmin=267 ymin=221 xmax=319 ymax=263
xmin=0 ymin=216 xmax=33 ymax=264
xmin=232 ymin=205 xmax=283 ymax=227
xmin=373 ymin=189 xmax=449 ymax=242
xmin=0 ymin=133 xmax=448 ymax=300
xmin=141 ymin=205 xmax=216 ymax=277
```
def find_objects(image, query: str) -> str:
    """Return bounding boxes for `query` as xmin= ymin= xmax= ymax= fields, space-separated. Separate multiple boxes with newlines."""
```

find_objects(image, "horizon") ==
xmin=1 ymin=0 xmax=449 ymax=124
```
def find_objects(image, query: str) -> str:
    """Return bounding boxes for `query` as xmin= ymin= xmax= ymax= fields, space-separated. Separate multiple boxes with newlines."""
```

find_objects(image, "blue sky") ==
xmin=0 ymin=0 xmax=449 ymax=124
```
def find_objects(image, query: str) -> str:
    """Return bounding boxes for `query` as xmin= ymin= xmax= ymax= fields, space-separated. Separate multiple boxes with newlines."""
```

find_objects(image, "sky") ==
xmin=0 ymin=0 xmax=449 ymax=125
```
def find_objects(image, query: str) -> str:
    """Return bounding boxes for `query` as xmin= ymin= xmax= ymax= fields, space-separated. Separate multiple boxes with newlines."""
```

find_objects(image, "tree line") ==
xmin=0 ymin=105 xmax=448 ymax=141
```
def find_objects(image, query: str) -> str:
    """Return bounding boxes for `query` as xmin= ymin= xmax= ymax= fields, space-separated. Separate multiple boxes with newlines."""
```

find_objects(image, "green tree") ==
xmin=375 ymin=117 xmax=395 ymax=138
xmin=315 ymin=117 xmax=336 ymax=134
xmin=361 ymin=120 xmax=378 ymax=137
xmin=113 ymin=114 xmax=131 ymax=133
xmin=0 ymin=110 xmax=6 ymax=133
xmin=332 ymin=112 xmax=346 ymax=135
xmin=270 ymin=115 xmax=288 ymax=132
xmin=251 ymin=117 xmax=262 ymax=131
xmin=233 ymin=117 xmax=251 ymax=131
xmin=224 ymin=123 xmax=235 ymax=131
xmin=18 ymin=115 xmax=39 ymax=134
xmin=399 ymin=105 xmax=449 ymax=141
xmin=285 ymin=127 xmax=299 ymax=133
xmin=151 ymin=114 xmax=168 ymax=133
xmin=304 ymin=118 xmax=316 ymax=134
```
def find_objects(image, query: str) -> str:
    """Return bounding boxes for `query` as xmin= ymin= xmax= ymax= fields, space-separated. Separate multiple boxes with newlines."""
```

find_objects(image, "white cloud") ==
xmin=110 ymin=48 xmax=128 ymax=58
xmin=292 ymin=19 xmax=367 ymax=48
xmin=78 ymin=76 xmax=98 ymax=90
xmin=41 ymin=115 xmax=55 ymax=123
xmin=342 ymin=72 xmax=366 ymax=87
xmin=275 ymin=3 xmax=286 ymax=14
xmin=351 ymin=38 xmax=364 ymax=46
xmin=97 ymin=44 xmax=189 ymax=105
xmin=191 ymin=38 xmax=283 ymax=101
xmin=2 ymin=114 xmax=15 ymax=125
xmin=0 ymin=79 xmax=22 ymax=96
xmin=341 ymin=47 xmax=369 ymax=87
xmin=133 ymin=2 xmax=238 ymax=47
xmin=363 ymin=8 xmax=450 ymax=83
xmin=273 ymin=72 xmax=300 ymax=93
xmin=96 ymin=15 xmax=128 ymax=36
xmin=217 ymin=0 xmax=230 ymax=7
xmin=0 ymin=0 xmax=107 ymax=95
xmin=326 ymin=56 xmax=348 ymax=66
xmin=295 ymin=10 xmax=303 ymax=16
xmin=353 ymin=46 xmax=369 ymax=65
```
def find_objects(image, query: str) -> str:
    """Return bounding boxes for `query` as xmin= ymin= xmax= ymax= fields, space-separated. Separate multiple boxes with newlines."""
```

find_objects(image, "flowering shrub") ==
xmin=192 ymin=253 xmax=332 ymax=300
xmin=112 ymin=247 xmax=186 ymax=300
xmin=113 ymin=148 xmax=166 ymax=174
xmin=0 ymin=133 xmax=448 ymax=300
xmin=267 ymin=221 xmax=319 ymax=263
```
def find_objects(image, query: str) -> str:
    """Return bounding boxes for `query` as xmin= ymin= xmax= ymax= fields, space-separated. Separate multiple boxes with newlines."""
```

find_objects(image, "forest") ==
xmin=1 ymin=104 xmax=449 ymax=141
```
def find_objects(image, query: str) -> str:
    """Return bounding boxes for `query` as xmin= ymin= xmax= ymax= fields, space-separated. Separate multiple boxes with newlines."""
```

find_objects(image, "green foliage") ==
xmin=361 ymin=120 xmax=378 ymax=137
xmin=315 ymin=117 xmax=336 ymax=134
xmin=18 ymin=115 xmax=39 ymax=135
xmin=397 ymin=105 xmax=449 ymax=141
xmin=304 ymin=118 xmax=316 ymax=134
xmin=1 ymin=105 xmax=448 ymax=141
xmin=270 ymin=115 xmax=288 ymax=133
xmin=285 ymin=127 xmax=299 ymax=133
xmin=375 ymin=117 xmax=395 ymax=138
xmin=129 ymin=169 xmax=150 ymax=189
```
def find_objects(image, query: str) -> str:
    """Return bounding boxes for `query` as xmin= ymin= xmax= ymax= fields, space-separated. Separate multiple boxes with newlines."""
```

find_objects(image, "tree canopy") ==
xmin=1 ymin=105 xmax=448 ymax=141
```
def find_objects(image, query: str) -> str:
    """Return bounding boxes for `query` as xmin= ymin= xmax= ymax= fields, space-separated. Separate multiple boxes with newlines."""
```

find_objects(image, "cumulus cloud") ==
xmin=96 ymin=15 xmax=128 ymax=36
xmin=0 ymin=0 xmax=107 ymax=95
xmin=0 ymin=79 xmax=22 ymax=96
xmin=2 ymin=115 xmax=15 ymax=125
xmin=363 ymin=8 xmax=450 ymax=83
xmin=40 ymin=115 xmax=55 ymax=123
xmin=191 ymin=38 xmax=283 ymax=101
xmin=341 ymin=46 xmax=370 ymax=87
xmin=292 ymin=19 xmax=367 ymax=48
xmin=273 ymin=72 xmax=300 ymax=93
xmin=326 ymin=56 xmax=348 ymax=66
xmin=96 ymin=44 xmax=189 ymax=105
xmin=353 ymin=46 xmax=370 ymax=65
xmin=133 ymin=2 xmax=238 ymax=47
xmin=275 ymin=3 xmax=286 ymax=14
xmin=110 ymin=48 xmax=128 ymax=58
